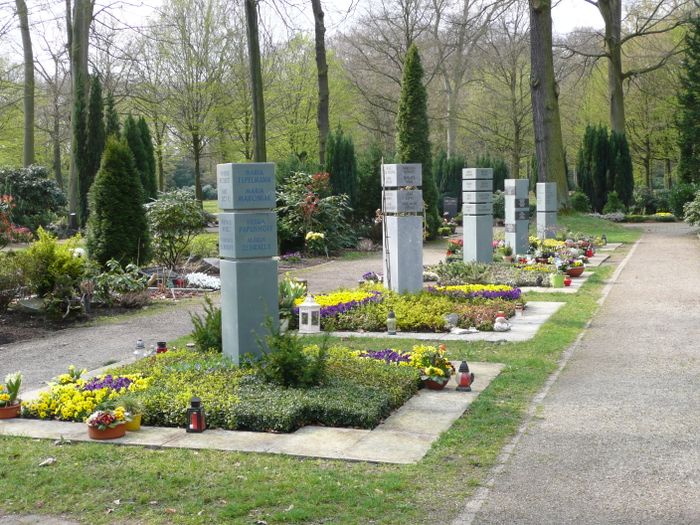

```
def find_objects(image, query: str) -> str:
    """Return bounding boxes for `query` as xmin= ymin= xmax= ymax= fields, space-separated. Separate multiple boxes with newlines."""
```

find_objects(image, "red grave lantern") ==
xmin=186 ymin=397 xmax=206 ymax=433
xmin=456 ymin=361 xmax=475 ymax=392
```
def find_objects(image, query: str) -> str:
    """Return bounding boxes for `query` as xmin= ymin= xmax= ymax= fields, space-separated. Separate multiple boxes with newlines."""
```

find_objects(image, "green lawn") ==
xmin=558 ymin=212 xmax=641 ymax=243
xmin=0 ymin=237 xmax=640 ymax=524
xmin=203 ymin=200 xmax=219 ymax=214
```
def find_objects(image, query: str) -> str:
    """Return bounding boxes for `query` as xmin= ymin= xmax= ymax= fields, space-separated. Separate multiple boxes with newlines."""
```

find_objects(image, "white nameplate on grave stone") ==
xmin=219 ymin=212 xmax=277 ymax=259
xmin=462 ymin=168 xmax=493 ymax=179
xmin=463 ymin=202 xmax=493 ymax=215
xmin=463 ymin=191 xmax=492 ymax=204
xmin=463 ymin=179 xmax=493 ymax=192
xmin=383 ymin=190 xmax=423 ymax=213
xmin=217 ymin=163 xmax=276 ymax=211
xmin=382 ymin=164 xmax=422 ymax=187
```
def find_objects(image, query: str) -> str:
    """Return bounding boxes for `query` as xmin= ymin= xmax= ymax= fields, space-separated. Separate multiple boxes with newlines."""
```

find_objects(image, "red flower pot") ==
xmin=0 ymin=403 xmax=21 ymax=419
xmin=88 ymin=423 xmax=127 ymax=440
xmin=423 ymin=378 xmax=449 ymax=391
xmin=564 ymin=276 xmax=572 ymax=287
xmin=566 ymin=266 xmax=585 ymax=278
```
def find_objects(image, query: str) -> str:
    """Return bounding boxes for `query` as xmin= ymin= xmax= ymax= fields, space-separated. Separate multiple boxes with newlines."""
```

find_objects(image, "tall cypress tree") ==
xmin=81 ymin=74 xmax=105 ymax=225
xmin=576 ymin=125 xmax=594 ymax=201
xmin=395 ymin=43 xmax=440 ymax=238
xmin=325 ymin=126 xmax=357 ymax=209
xmin=137 ymin=117 xmax=157 ymax=199
xmin=104 ymin=91 xmax=120 ymax=139
xmin=87 ymin=138 xmax=150 ymax=265
xmin=123 ymin=114 xmax=150 ymax=202
xmin=612 ymin=131 xmax=634 ymax=207
xmin=591 ymin=125 xmax=610 ymax=212
xmin=678 ymin=10 xmax=700 ymax=183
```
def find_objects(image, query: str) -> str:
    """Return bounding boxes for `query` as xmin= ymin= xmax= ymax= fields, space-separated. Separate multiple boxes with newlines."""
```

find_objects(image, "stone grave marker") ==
xmin=217 ymin=162 xmax=278 ymax=363
xmin=504 ymin=179 xmax=530 ymax=255
xmin=382 ymin=164 xmax=423 ymax=293
xmin=536 ymin=182 xmax=557 ymax=239
xmin=462 ymin=168 xmax=493 ymax=263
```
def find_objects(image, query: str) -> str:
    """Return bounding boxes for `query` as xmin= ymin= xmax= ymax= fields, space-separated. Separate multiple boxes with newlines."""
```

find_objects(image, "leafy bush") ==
xmin=189 ymin=295 xmax=222 ymax=352
xmin=276 ymin=171 xmax=356 ymax=252
xmin=18 ymin=228 xmax=85 ymax=297
xmin=87 ymin=139 xmax=150 ymax=265
xmin=254 ymin=322 xmax=327 ymax=388
xmin=0 ymin=252 xmax=23 ymax=313
xmin=683 ymin=191 xmax=700 ymax=226
xmin=602 ymin=191 xmax=625 ymax=213
xmin=0 ymin=165 xmax=66 ymax=230
xmin=93 ymin=259 xmax=149 ymax=308
xmin=569 ymin=191 xmax=591 ymax=212
xmin=669 ymin=183 xmax=699 ymax=219
xmin=146 ymin=189 xmax=207 ymax=268
xmin=201 ymin=184 xmax=217 ymax=200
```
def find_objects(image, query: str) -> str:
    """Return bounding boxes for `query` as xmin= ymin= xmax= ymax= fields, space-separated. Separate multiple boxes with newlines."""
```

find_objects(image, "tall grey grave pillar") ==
xmin=217 ymin=163 xmax=278 ymax=364
xmin=382 ymin=164 xmax=423 ymax=293
xmin=504 ymin=179 xmax=530 ymax=255
xmin=536 ymin=182 xmax=557 ymax=239
xmin=462 ymin=168 xmax=493 ymax=263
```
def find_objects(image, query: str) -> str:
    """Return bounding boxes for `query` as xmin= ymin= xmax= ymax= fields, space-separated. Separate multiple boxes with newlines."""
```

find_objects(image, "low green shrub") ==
xmin=188 ymin=233 xmax=218 ymax=259
xmin=623 ymin=214 xmax=677 ymax=223
xmin=92 ymin=259 xmax=149 ymax=307
xmin=683 ymin=191 xmax=700 ymax=226
xmin=603 ymin=191 xmax=625 ymax=214
xmin=0 ymin=252 xmax=23 ymax=312
xmin=569 ymin=191 xmax=591 ymax=212
xmin=669 ymin=183 xmax=698 ymax=218
xmin=189 ymin=295 xmax=222 ymax=351
xmin=432 ymin=261 xmax=553 ymax=287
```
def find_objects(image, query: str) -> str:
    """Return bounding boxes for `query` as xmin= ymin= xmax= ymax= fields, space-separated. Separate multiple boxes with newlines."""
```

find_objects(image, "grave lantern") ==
xmin=456 ymin=361 xmax=475 ymax=392
xmin=156 ymin=341 xmax=168 ymax=354
xmin=186 ymin=397 xmax=206 ymax=433
xmin=298 ymin=294 xmax=321 ymax=334
xmin=386 ymin=310 xmax=397 ymax=335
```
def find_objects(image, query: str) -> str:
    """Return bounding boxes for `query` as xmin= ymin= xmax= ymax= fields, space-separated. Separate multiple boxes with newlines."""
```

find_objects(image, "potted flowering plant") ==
xmin=0 ymin=372 xmax=22 ymax=419
xmin=86 ymin=407 xmax=130 ymax=439
xmin=409 ymin=344 xmax=455 ymax=390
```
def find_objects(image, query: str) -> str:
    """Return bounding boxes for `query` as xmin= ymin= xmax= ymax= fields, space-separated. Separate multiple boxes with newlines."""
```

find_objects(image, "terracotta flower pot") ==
xmin=423 ymin=378 xmax=449 ymax=390
xmin=88 ymin=423 xmax=127 ymax=440
xmin=0 ymin=403 xmax=21 ymax=419
xmin=566 ymin=266 xmax=585 ymax=278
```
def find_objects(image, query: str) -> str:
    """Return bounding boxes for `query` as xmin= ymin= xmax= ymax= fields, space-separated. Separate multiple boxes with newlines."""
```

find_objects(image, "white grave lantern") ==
xmin=298 ymin=294 xmax=321 ymax=334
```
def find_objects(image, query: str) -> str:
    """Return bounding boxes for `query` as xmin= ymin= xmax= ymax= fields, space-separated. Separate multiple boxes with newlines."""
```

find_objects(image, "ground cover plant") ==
xmin=296 ymin=284 xmax=522 ymax=332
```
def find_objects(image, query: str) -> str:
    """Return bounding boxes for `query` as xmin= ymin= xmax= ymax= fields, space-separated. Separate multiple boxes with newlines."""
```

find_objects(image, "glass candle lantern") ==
xmin=456 ymin=361 xmax=475 ymax=392
xmin=156 ymin=341 xmax=168 ymax=354
xmin=186 ymin=397 xmax=206 ymax=433
xmin=386 ymin=310 xmax=397 ymax=335
xmin=298 ymin=294 xmax=321 ymax=334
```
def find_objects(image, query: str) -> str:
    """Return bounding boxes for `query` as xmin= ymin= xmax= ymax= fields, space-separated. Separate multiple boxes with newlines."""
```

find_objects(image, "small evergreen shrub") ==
xmin=602 ymin=191 xmax=625 ymax=213
xmin=669 ymin=183 xmax=699 ymax=218
xmin=87 ymin=138 xmax=151 ymax=266
xmin=189 ymin=295 xmax=222 ymax=352
xmin=569 ymin=191 xmax=591 ymax=212
xmin=683 ymin=191 xmax=700 ymax=226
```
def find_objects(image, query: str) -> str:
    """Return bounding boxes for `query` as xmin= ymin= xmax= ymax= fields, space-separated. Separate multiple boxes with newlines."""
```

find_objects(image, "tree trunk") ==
xmin=597 ymin=0 xmax=626 ymax=134
xmin=153 ymin=120 xmax=165 ymax=191
xmin=529 ymin=0 xmax=568 ymax=206
xmin=192 ymin=131 xmax=203 ymax=205
xmin=68 ymin=0 xmax=94 ymax=228
xmin=665 ymin=158 xmax=672 ymax=189
xmin=245 ymin=0 xmax=266 ymax=162
xmin=644 ymin=156 xmax=651 ymax=188
xmin=311 ymin=0 xmax=330 ymax=167
xmin=53 ymin=107 xmax=63 ymax=188
xmin=16 ymin=0 xmax=34 ymax=166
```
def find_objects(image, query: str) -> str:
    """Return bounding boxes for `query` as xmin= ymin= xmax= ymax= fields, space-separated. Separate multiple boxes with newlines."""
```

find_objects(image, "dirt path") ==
xmin=456 ymin=222 xmax=700 ymax=524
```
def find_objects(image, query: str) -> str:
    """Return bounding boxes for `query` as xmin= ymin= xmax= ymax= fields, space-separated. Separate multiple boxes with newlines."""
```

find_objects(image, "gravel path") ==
xmin=461 ymin=222 xmax=700 ymax=524
xmin=0 ymin=299 xmax=209 ymax=391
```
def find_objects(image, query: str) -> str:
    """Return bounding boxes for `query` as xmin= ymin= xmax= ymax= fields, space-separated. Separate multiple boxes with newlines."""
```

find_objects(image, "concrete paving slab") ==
xmin=519 ymin=271 xmax=593 ymax=294
xmin=0 ymin=515 xmax=80 ymax=525
xmin=328 ymin=301 xmax=564 ymax=342
xmin=378 ymin=408 xmax=462 ymax=435
xmin=344 ymin=430 xmax=436 ymax=464
xmin=586 ymin=253 xmax=610 ymax=267
xmin=71 ymin=425 xmax=182 ymax=447
xmin=163 ymin=428 xmax=282 ymax=453
xmin=0 ymin=419 xmax=85 ymax=440
xmin=267 ymin=426 xmax=370 ymax=459
xmin=599 ymin=242 xmax=622 ymax=251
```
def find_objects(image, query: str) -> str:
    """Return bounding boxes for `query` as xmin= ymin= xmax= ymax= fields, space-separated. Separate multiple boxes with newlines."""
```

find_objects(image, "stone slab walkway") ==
xmin=0 ymin=361 xmax=503 ymax=465
xmin=456 ymin=222 xmax=700 ymax=524
xmin=330 ymin=301 xmax=564 ymax=342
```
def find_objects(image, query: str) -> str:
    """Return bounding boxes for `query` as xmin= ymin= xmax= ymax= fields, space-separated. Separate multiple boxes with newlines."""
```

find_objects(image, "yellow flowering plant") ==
xmin=408 ymin=344 xmax=455 ymax=384
xmin=0 ymin=372 xmax=22 ymax=407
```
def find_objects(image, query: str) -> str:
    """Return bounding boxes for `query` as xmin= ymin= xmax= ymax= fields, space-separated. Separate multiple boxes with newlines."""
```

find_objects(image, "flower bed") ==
xmin=293 ymin=289 xmax=383 ymax=318
xmin=431 ymin=261 xmax=555 ymax=288
xmin=427 ymin=284 xmax=521 ymax=301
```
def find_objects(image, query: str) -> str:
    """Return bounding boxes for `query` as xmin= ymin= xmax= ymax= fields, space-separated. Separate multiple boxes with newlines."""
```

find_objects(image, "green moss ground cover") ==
xmin=0 ymin=217 xmax=641 ymax=524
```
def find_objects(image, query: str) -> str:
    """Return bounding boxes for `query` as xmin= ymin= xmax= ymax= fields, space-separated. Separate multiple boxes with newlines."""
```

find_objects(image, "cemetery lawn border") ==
xmin=0 ymin=242 xmax=639 ymax=525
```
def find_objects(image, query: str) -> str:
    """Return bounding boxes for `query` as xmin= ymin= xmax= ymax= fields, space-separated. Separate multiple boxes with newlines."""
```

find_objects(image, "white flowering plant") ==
xmin=186 ymin=272 xmax=221 ymax=290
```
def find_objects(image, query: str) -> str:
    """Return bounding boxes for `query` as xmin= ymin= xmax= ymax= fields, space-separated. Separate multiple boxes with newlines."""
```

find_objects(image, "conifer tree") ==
xmin=137 ymin=117 xmax=158 ymax=199
xmin=87 ymin=138 xmax=150 ymax=265
xmin=123 ymin=114 xmax=151 ymax=202
xmin=355 ymin=141 xmax=384 ymax=221
xmin=395 ymin=43 xmax=440 ymax=238
xmin=104 ymin=91 xmax=120 ymax=139
xmin=678 ymin=10 xmax=700 ymax=183
xmin=612 ymin=131 xmax=634 ymax=207
xmin=325 ymin=127 xmax=357 ymax=209
xmin=81 ymin=74 xmax=105 ymax=225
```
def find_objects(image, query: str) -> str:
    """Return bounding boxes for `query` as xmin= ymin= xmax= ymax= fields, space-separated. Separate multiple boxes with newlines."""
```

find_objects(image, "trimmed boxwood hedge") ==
xmin=111 ymin=347 xmax=419 ymax=433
